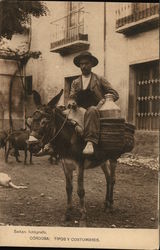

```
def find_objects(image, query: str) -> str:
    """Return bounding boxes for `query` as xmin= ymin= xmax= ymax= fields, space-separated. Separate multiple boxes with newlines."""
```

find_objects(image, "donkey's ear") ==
xmin=47 ymin=89 xmax=63 ymax=108
xmin=32 ymin=90 xmax=42 ymax=107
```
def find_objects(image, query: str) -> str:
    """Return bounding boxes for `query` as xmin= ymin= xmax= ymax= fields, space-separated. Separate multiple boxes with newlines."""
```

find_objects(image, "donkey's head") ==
xmin=27 ymin=89 xmax=63 ymax=151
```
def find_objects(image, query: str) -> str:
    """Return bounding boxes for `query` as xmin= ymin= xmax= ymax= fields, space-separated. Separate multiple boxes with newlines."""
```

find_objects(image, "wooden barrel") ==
xmin=99 ymin=118 xmax=135 ymax=155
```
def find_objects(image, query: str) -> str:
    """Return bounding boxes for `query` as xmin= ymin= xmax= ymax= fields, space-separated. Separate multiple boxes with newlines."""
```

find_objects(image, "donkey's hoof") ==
xmin=79 ymin=219 xmax=87 ymax=227
xmin=64 ymin=209 xmax=73 ymax=221
xmin=61 ymin=215 xmax=66 ymax=222
xmin=104 ymin=206 xmax=113 ymax=214
xmin=104 ymin=202 xmax=113 ymax=213
xmin=62 ymin=213 xmax=71 ymax=222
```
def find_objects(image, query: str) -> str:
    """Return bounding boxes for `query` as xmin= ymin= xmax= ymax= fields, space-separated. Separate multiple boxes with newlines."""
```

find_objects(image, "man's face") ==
xmin=79 ymin=58 xmax=92 ymax=76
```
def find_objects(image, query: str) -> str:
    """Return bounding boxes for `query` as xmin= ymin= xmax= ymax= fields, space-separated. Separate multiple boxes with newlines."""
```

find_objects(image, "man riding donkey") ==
xmin=39 ymin=51 xmax=119 ymax=156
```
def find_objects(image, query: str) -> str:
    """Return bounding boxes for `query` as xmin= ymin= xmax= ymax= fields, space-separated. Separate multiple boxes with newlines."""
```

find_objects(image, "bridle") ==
xmin=32 ymin=106 xmax=75 ymax=147
xmin=48 ymin=108 xmax=71 ymax=144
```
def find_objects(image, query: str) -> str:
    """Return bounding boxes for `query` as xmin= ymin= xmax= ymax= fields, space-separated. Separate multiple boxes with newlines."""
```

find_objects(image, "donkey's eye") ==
xmin=40 ymin=117 xmax=49 ymax=127
xmin=33 ymin=111 xmax=42 ymax=120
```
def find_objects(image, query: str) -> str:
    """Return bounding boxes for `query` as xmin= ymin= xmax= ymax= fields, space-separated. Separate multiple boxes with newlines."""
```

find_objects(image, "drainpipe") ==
xmin=104 ymin=2 xmax=106 ymax=77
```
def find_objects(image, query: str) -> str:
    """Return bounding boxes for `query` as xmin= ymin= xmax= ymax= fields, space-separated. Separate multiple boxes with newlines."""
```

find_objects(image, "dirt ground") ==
xmin=0 ymin=149 xmax=158 ymax=228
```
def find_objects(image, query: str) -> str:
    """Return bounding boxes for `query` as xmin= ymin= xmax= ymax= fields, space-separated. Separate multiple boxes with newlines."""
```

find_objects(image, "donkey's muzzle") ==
xmin=26 ymin=136 xmax=39 ymax=147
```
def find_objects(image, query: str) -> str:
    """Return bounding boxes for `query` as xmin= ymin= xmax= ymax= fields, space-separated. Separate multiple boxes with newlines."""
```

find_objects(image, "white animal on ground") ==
xmin=0 ymin=172 xmax=27 ymax=189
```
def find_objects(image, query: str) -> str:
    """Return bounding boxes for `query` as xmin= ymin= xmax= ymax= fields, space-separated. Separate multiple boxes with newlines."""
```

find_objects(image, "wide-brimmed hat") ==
xmin=73 ymin=51 xmax=98 ymax=67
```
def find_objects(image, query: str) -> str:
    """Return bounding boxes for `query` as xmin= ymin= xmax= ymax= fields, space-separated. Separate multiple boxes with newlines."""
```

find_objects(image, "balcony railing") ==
xmin=50 ymin=9 xmax=89 ymax=55
xmin=116 ymin=3 xmax=159 ymax=34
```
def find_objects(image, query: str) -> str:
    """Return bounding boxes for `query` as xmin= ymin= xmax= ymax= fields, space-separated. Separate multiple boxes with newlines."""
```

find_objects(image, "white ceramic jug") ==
xmin=99 ymin=93 xmax=121 ymax=118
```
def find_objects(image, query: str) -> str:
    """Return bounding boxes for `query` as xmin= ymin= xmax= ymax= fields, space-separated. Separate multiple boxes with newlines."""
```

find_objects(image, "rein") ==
xmin=48 ymin=108 xmax=71 ymax=144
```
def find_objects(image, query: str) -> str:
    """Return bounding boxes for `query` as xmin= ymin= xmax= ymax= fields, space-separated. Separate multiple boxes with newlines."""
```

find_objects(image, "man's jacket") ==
xmin=69 ymin=72 xmax=119 ymax=105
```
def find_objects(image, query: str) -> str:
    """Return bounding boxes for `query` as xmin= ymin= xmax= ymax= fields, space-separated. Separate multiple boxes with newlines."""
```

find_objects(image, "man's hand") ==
xmin=44 ymin=143 xmax=51 ymax=151
xmin=96 ymin=98 xmax=106 ymax=109
xmin=67 ymin=99 xmax=77 ymax=110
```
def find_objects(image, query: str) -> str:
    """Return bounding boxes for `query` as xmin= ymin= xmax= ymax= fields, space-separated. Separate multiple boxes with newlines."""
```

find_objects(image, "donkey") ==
xmin=28 ymin=89 xmax=119 ymax=226
xmin=5 ymin=129 xmax=33 ymax=165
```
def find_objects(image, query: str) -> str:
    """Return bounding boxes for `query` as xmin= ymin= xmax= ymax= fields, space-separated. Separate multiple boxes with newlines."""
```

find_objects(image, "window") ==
xmin=67 ymin=2 xmax=84 ymax=39
xmin=50 ymin=1 xmax=89 ymax=54
xmin=64 ymin=75 xmax=80 ymax=105
xmin=135 ymin=61 xmax=159 ymax=130
xmin=68 ymin=2 xmax=78 ymax=27
xmin=25 ymin=76 xmax=32 ymax=95
xmin=68 ymin=2 xmax=84 ymax=26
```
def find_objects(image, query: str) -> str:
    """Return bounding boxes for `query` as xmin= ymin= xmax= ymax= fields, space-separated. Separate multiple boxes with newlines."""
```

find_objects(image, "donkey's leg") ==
xmin=15 ymin=148 xmax=21 ymax=162
xmin=101 ymin=159 xmax=117 ymax=211
xmin=101 ymin=160 xmax=111 ymax=210
xmin=62 ymin=159 xmax=73 ymax=221
xmin=77 ymin=164 xmax=86 ymax=226
xmin=24 ymin=148 xmax=27 ymax=165
xmin=30 ymin=151 xmax=33 ymax=164
xmin=5 ymin=141 xmax=10 ymax=163
xmin=48 ymin=155 xmax=53 ymax=164
xmin=4 ymin=143 xmax=6 ymax=157
xmin=109 ymin=158 xmax=117 ymax=207
xmin=5 ymin=148 xmax=10 ymax=163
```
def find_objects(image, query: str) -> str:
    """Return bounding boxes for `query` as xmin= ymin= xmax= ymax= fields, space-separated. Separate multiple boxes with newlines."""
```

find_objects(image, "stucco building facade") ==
xmin=0 ymin=2 xmax=159 ymax=156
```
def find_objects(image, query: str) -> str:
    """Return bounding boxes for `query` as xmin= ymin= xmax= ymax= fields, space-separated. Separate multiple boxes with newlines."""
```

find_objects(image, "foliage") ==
xmin=0 ymin=0 xmax=48 ymax=40
xmin=0 ymin=47 xmax=42 ymax=65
